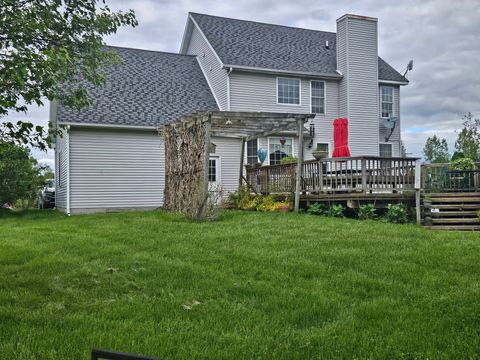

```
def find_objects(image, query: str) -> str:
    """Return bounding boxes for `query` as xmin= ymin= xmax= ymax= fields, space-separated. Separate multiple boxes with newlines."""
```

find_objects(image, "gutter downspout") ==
xmin=66 ymin=125 xmax=71 ymax=216
xmin=226 ymin=67 xmax=233 ymax=110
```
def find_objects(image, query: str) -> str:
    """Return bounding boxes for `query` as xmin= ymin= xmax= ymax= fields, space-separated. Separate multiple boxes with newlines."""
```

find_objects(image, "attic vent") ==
xmin=325 ymin=40 xmax=329 ymax=49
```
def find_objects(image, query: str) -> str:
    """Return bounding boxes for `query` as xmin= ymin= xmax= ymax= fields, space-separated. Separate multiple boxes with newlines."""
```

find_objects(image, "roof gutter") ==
xmin=223 ymin=64 xmax=343 ymax=80
xmin=58 ymin=122 xmax=158 ymax=130
xmin=66 ymin=125 xmax=71 ymax=216
xmin=379 ymin=79 xmax=409 ymax=86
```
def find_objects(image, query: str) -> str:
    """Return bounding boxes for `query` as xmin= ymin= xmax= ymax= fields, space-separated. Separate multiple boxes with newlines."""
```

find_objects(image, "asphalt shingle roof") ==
xmin=190 ymin=13 xmax=408 ymax=82
xmin=57 ymin=47 xmax=219 ymax=127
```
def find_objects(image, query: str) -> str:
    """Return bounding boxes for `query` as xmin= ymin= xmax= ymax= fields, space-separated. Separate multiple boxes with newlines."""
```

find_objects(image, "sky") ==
xmin=5 ymin=0 xmax=480 ymax=167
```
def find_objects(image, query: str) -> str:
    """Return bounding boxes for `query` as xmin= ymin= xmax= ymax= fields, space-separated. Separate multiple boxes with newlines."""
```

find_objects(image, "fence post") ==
xmin=415 ymin=159 xmax=422 ymax=225
xmin=361 ymin=157 xmax=367 ymax=193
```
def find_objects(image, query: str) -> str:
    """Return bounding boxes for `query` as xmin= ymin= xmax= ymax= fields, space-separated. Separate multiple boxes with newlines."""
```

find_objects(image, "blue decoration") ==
xmin=257 ymin=148 xmax=267 ymax=164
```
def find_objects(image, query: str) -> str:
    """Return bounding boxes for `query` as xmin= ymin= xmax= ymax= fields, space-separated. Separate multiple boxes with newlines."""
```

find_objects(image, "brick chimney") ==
xmin=336 ymin=14 xmax=379 ymax=155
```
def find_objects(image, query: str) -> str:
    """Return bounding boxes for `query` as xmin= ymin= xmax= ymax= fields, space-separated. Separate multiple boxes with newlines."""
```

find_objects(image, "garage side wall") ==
xmin=55 ymin=129 xmax=69 ymax=211
xmin=69 ymin=127 xmax=165 ymax=214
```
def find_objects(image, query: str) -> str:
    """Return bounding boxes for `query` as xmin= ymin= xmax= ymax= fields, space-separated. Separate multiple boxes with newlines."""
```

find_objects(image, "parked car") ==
xmin=39 ymin=179 xmax=55 ymax=209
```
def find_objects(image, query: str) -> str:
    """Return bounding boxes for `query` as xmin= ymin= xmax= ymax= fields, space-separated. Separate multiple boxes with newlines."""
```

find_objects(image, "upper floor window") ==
xmin=277 ymin=78 xmax=300 ymax=105
xmin=311 ymin=81 xmax=325 ymax=114
xmin=381 ymin=86 xmax=394 ymax=118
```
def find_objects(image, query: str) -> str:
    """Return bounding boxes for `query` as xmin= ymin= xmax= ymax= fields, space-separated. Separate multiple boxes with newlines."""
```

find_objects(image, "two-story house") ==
xmin=52 ymin=13 xmax=409 ymax=214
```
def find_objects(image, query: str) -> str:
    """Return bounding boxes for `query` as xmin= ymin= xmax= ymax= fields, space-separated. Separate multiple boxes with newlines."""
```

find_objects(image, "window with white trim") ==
xmin=277 ymin=78 xmax=300 ymax=105
xmin=208 ymin=158 xmax=217 ymax=182
xmin=381 ymin=86 xmax=394 ymax=118
xmin=316 ymin=143 xmax=329 ymax=155
xmin=379 ymin=143 xmax=393 ymax=158
xmin=269 ymin=137 xmax=293 ymax=165
xmin=311 ymin=81 xmax=325 ymax=114
xmin=246 ymin=139 xmax=258 ymax=165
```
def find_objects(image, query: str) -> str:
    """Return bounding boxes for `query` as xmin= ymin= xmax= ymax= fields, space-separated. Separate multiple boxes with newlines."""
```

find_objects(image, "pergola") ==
xmin=159 ymin=111 xmax=315 ymax=215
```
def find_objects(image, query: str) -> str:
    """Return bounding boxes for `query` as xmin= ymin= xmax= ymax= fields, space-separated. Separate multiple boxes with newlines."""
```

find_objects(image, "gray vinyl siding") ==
xmin=231 ymin=72 xmax=340 ymax=163
xmin=68 ymin=128 xmax=164 ymax=213
xmin=230 ymin=72 xmax=311 ymax=113
xmin=336 ymin=19 xmax=348 ymax=118
xmin=55 ymin=129 xmax=69 ymax=211
xmin=379 ymin=85 xmax=401 ymax=156
xmin=336 ymin=16 xmax=379 ymax=156
xmin=186 ymin=24 xmax=228 ymax=110
xmin=211 ymin=136 xmax=243 ymax=193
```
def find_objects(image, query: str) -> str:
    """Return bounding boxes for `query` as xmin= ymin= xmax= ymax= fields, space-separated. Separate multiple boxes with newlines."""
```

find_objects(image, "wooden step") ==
xmin=430 ymin=204 xmax=480 ymax=210
xmin=430 ymin=197 xmax=480 ymax=203
xmin=426 ymin=225 xmax=480 ymax=231
xmin=431 ymin=217 xmax=480 ymax=224
xmin=429 ymin=192 xmax=480 ymax=198
xmin=431 ymin=211 xmax=479 ymax=217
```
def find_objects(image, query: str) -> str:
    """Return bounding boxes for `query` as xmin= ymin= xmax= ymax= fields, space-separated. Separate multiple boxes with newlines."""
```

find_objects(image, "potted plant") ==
xmin=276 ymin=202 xmax=289 ymax=213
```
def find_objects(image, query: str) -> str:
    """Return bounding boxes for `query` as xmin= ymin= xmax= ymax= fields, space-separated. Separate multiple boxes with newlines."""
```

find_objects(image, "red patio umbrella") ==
xmin=332 ymin=118 xmax=351 ymax=157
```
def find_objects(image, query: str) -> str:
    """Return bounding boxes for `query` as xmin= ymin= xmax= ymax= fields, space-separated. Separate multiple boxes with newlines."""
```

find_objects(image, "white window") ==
xmin=269 ymin=137 xmax=293 ymax=165
xmin=246 ymin=139 xmax=258 ymax=165
xmin=379 ymin=143 xmax=393 ymax=158
xmin=208 ymin=157 xmax=219 ymax=183
xmin=381 ymin=86 xmax=394 ymax=118
xmin=311 ymin=81 xmax=325 ymax=114
xmin=316 ymin=143 xmax=329 ymax=155
xmin=277 ymin=78 xmax=300 ymax=105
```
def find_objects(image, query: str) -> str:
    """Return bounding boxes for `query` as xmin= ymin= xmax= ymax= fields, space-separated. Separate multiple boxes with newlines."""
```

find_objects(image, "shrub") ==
xmin=451 ymin=158 xmax=475 ymax=171
xmin=385 ymin=203 xmax=408 ymax=224
xmin=358 ymin=204 xmax=377 ymax=220
xmin=328 ymin=204 xmax=345 ymax=218
xmin=257 ymin=195 xmax=277 ymax=212
xmin=280 ymin=156 xmax=297 ymax=165
xmin=307 ymin=202 xmax=328 ymax=216
xmin=184 ymin=185 xmax=224 ymax=221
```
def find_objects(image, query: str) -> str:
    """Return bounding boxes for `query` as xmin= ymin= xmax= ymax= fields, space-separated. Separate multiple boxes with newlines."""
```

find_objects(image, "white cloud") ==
xmin=2 ymin=0 xmax=479 ymax=165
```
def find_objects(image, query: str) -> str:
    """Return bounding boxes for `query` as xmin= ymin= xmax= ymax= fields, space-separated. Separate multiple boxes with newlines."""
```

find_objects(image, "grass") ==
xmin=0 ymin=210 xmax=479 ymax=359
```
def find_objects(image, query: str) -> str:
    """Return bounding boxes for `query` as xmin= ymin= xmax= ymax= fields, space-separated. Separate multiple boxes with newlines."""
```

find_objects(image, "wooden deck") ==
xmin=246 ymin=156 xmax=420 ymax=196
xmin=245 ymin=158 xmax=480 ymax=230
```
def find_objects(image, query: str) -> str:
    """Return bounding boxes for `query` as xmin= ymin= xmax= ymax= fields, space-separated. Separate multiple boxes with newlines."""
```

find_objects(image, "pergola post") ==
xmin=294 ymin=118 xmax=305 ymax=212
xmin=202 ymin=115 xmax=212 ymax=202
xmin=239 ymin=138 xmax=246 ymax=188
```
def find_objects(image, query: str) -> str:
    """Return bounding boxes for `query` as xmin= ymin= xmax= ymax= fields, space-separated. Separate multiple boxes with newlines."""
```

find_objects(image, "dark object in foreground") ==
xmin=91 ymin=348 xmax=159 ymax=360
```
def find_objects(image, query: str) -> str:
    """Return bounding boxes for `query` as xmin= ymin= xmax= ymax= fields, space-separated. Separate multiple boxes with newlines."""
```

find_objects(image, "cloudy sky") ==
xmin=6 ymin=0 xmax=480 ymax=166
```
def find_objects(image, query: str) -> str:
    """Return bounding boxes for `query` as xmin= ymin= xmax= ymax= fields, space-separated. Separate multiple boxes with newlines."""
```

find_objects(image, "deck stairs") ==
xmin=424 ymin=193 xmax=480 ymax=231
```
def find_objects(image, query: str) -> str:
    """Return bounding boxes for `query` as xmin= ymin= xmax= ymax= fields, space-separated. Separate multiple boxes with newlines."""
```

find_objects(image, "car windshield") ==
xmin=45 ymin=179 xmax=55 ymax=188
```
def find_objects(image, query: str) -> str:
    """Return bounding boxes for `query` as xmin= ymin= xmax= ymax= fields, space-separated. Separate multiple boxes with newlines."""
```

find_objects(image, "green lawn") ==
xmin=0 ymin=210 xmax=479 ymax=359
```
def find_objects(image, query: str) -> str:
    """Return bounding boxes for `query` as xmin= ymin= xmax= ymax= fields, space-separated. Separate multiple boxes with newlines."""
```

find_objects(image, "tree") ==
xmin=400 ymin=140 xmax=407 ymax=157
xmin=423 ymin=135 xmax=450 ymax=163
xmin=0 ymin=142 xmax=41 ymax=204
xmin=0 ymin=0 xmax=137 ymax=150
xmin=454 ymin=112 xmax=479 ymax=161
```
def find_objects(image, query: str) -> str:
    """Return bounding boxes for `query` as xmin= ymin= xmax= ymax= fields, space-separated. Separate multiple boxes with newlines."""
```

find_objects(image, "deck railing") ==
xmin=422 ymin=162 xmax=480 ymax=193
xmin=246 ymin=156 xmax=419 ymax=194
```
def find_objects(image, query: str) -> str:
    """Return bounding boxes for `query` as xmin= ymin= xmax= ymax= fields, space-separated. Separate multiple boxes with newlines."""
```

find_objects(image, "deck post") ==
xmin=239 ymin=138 xmax=246 ymax=188
xmin=294 ymin=118 xmax=305 ymax=212
xmin=415 ymin=159 xmax=422 ymax=225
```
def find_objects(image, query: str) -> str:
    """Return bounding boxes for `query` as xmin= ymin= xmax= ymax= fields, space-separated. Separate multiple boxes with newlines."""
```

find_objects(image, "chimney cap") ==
xmin=336 ymin=14 xmax=378 ymax=23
